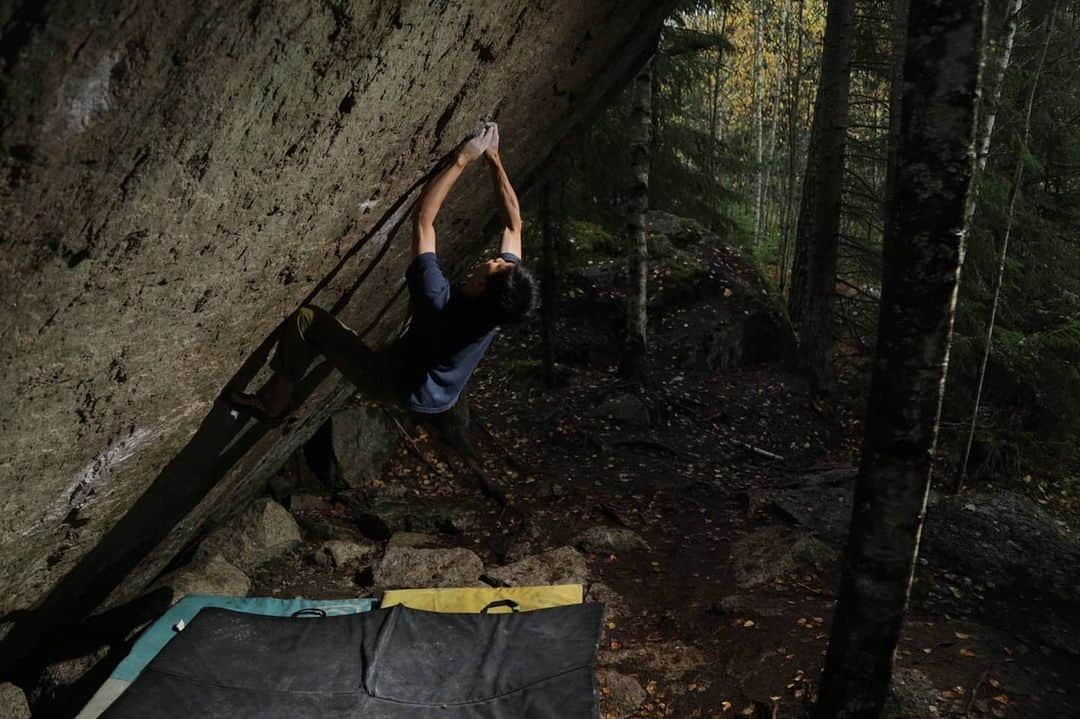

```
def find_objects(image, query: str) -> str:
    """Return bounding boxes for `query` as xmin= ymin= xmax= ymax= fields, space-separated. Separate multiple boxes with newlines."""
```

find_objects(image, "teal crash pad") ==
xmin=113 ymin=595 xmax=376 ymax=682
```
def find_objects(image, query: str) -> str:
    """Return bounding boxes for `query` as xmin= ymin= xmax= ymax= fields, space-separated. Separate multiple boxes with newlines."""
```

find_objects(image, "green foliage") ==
xmin=556 ymin=2 xmax=746 ymax=241
xmin=562 ymin=219 xmax=620 ymax=268
xmin=944 ymin=3 xmax=1080 ymax=476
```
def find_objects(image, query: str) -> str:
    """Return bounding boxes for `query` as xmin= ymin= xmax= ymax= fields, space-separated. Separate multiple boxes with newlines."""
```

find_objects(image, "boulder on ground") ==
xmin=293 ymin=513 xmax=364 ymax=543
xmin=196 ymin=498 xmax=302 ymax=572
xmin=573 ymin=526 xmax=650 ymax=554
xmin=312 ymin=540 xmax=376 ymax=569
xmin=922 ymin=492 xmax=1080 ymax=602
xmin=486 ymin=546 xmax=589 ymax=587
xmin=883 ymin=668 xmax=946 ymax=719
xmin=289 ymin=493 xmax=335 ymax=514
xmin=373 ymin=546 xmax=483 ymax=589
xmin=153 ymin=553 xmax=251 ymax=601
xmin=326 ymin=405 xmax=399 ymax=489
xmin=597 ymin=669 xmax=646 ymax=719
xmin=731 ymin=525 xmax=836 ymax=590
xmin=349 ymin=497 xmax=481 ymax=540
xmin=0 ymin=0 xmax=675 ymax=666
xmin=0 ymin=683 xmax=30 ymax=719
xmin=387 ymin=532 xmax=439 ymax=549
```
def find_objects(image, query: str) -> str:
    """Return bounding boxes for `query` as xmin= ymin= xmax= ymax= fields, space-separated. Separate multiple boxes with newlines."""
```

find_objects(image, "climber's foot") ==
xmin=224 ymin=389 xmax=285 ymax=426
xmin=225 ymin=374 xmax=294 ymax=426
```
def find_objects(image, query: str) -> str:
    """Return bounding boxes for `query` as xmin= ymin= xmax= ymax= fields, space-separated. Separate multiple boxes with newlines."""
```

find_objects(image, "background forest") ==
xmin=4 ymin=0 xmax=1078 ymax=716
xmin=541 ymin=0 xmax=1080 ymax=511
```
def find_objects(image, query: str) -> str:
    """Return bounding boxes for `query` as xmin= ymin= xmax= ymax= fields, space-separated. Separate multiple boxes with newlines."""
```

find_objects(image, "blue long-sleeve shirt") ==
xmin=392 ymin=251 xmax=519 ymax=413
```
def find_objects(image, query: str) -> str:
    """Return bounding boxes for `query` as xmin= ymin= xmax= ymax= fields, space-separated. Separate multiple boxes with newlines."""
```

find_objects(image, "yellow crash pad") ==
xmin=380 ymin=585 xmax=583 ymax=613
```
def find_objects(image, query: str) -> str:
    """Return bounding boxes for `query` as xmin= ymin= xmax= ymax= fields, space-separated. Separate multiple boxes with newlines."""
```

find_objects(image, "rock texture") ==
xmin=373 ymin=546 xmax=484 ymax=589
xmin=596 ymin=669 xmax=646 ymax=718
xmin=194 ymin=498 xmax=302 ymax=572
xmin=0 ymin=683 xmax=31 ymax=719
xmin=312 ymin=539 xmax=375 ymax=569
xmin=0 ymin=0 xmax=672 ymax=671
xmin=486 ymin=546 xmax=589 ymax=586
xmin=151 ymin=553 xmax=251 ymax=601
xmin=730 ymin=526 xmax=836 ymax=590
xmin=327 ymin=404 xmax=398 ymax=488
xmin=573 ymin=525 xmax=650 ymax=554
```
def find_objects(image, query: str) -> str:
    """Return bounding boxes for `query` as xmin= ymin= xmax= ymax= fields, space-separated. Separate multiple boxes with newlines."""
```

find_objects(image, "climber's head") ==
xmin=460 ymin=257 xmax=537 ymax=323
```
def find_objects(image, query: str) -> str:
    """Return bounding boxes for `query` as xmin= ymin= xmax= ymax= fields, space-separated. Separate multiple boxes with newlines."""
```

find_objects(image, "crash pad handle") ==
xmin=291 ymin=608 xmax=328 ymax=618
xmin=480 ymin=599 xmax=521 ymax=614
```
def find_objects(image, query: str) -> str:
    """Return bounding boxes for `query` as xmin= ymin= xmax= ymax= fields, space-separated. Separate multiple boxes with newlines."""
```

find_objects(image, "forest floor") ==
xmin=252 ymin=228 xmax=1079 ymax=719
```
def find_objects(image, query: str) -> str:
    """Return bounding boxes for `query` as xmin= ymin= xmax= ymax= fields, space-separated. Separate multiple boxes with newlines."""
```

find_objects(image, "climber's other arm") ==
xmin=412 ymin=124 xmax=495 ymax=258
xmin=484 ymin=124 xmax=523 ymax=260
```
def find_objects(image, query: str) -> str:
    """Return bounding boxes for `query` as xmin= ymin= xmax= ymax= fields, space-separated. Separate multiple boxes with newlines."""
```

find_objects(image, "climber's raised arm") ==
xmin=484 ymin=125 xmax=523 ymax=260
xmin=412 ymin=125 xmax=495 ymax=258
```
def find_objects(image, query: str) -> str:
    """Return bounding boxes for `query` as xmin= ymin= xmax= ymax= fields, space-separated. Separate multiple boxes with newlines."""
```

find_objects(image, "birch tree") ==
xmin=752 ymin=0 xmax=767 ymax=246
xmin=814 ymin=0 xmax=986 ymax=714
xmin=621 ymin=57 xmax=653 ymax=382
xmin=959 ymin=0 xmax=1058 ymax=491
xmin=759 ymin=0 xmax=790 ymax=253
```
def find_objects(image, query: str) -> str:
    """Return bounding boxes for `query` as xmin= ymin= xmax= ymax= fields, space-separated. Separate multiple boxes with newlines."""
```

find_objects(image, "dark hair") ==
xmin=484 ymin=262 xmax=537 ymax=324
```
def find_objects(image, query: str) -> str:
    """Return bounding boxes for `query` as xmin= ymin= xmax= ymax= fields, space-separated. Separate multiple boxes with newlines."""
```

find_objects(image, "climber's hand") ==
xmin=483 ymin=122 xmax=500 ymax=162
xmin=459 ymin=124 xmax=495 ymax=164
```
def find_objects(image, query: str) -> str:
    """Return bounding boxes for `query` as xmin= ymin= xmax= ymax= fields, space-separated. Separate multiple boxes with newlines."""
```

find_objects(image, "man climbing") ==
xmin=227 ymin=122 xmax=536 ymax=423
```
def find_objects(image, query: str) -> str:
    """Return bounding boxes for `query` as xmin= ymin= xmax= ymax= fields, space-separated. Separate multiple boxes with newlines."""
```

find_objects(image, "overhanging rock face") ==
xmin=0 ymin=0 xmax=670 ymax=667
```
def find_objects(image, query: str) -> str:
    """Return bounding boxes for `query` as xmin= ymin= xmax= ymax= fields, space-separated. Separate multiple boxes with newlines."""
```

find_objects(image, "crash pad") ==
xmin=77 ymin=595 xmax=374 ymax=719
xmin=380 ymin=584 xmax=583 ymax=613
xmin=100 ymin=603 xmax=604 ymax=718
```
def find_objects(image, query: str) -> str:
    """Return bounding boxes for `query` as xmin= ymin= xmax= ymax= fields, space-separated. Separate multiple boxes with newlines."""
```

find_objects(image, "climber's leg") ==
xmin=229 ymin=306 xmax=392 ymax=422
xmin=295 ymin=305 xmax=395 ymax=402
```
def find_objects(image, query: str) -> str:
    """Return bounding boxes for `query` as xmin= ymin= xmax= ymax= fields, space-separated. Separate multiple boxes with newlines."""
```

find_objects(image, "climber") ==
xmin=226 ymin=122 xmax=536 ymax=423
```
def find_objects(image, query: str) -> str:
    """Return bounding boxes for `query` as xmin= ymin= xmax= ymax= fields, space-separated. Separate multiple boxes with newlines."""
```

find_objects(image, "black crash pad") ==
xmin=101 ymin=603 xmax=603 ymax=718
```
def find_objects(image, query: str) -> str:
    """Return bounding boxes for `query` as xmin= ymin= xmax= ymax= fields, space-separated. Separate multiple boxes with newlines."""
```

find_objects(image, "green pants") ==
xmin=269 ymin=306 xmax=396 ymax=403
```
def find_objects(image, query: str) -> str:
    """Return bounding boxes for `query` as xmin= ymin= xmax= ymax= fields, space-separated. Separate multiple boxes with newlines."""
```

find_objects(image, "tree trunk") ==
xmin=760 ymin=0 xmax=790 ymax=256
xmin=959 ymin=0 xmax=1057 ymax=491
xmin=814 ymin=0 xmax=986 ymax=715
xmin=621 ymin=57 xmax=652 ymax=382
xmin=752 ymin=0 xmax=767 ymax=247
xmin=540 ymin=181 xmax=559 ymax=388
xmin=788 ymin=115 xmax=817 ymax=323
xmin=883 ymin=0 xmax=910 ymax=221
xmin=975 ymin=0 xmax=1024 ymax=176
xmin=779 ymin=0 xmax=805 ymax=293
xmin=792 ymin=0 xmax=855 ymax=391
xmin=708 ymin=4 xmax=729 ymax=151
xmin=958 ymin=0 xmax=1023 ymax=238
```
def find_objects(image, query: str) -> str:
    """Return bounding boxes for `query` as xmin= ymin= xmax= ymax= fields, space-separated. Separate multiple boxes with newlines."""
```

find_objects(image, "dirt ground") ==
xmin=249 ymin=301 xmax=1078 ymax=719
